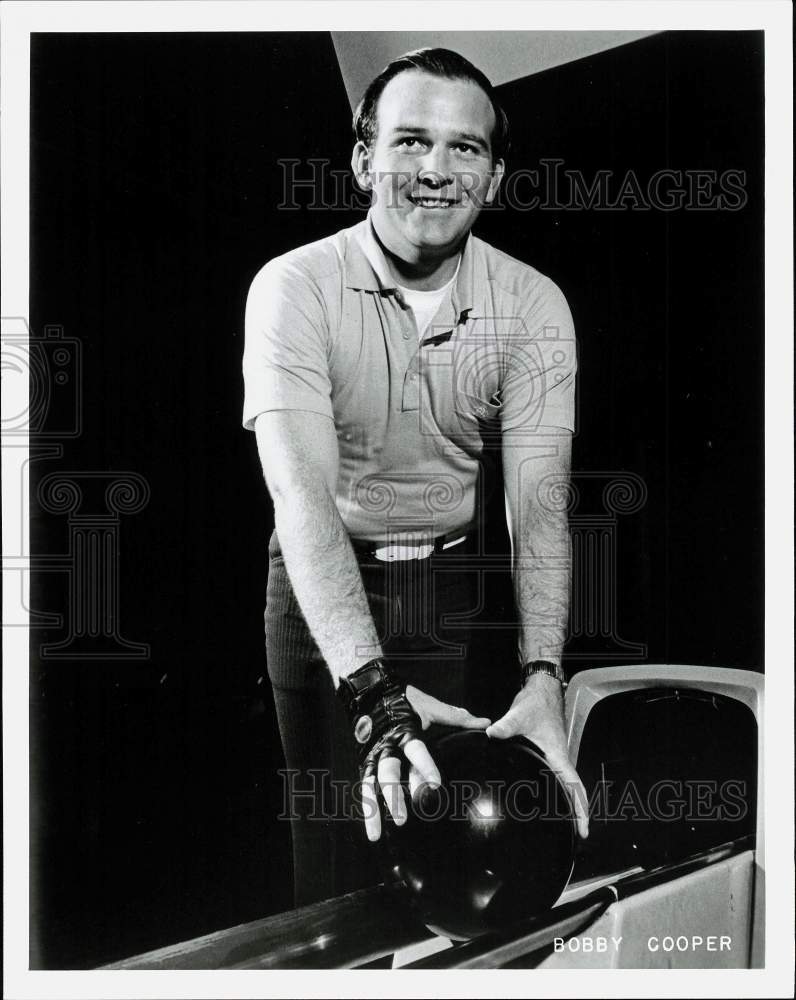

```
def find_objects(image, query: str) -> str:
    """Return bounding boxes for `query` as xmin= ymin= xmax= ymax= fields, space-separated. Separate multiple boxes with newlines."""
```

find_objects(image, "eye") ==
xmin=453 ymin=142 xmax=479 ymax=155
xmin=397 ymin=137 xmax=425 ymax=150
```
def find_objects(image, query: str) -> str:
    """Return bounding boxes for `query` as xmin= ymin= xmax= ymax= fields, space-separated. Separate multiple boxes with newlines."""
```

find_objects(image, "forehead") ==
xmin=375 ymin=71 xmax=496 ymax=139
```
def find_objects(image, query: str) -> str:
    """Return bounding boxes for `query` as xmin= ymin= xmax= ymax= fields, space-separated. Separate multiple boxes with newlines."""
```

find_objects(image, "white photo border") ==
xmin=2 ymin=2 xmax=793 ymax=998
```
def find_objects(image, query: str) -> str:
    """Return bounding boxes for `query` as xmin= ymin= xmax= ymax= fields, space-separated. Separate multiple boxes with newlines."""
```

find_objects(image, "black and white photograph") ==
xmin=2 ymin=2 xmax=793 ymax=997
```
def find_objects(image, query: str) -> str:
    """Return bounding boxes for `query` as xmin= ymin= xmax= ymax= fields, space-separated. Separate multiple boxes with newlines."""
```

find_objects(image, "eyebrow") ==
xmin=455 ymin=132 xmax=490 ymax=152
xmin=389 ymin=125 xmax=490 ymax=152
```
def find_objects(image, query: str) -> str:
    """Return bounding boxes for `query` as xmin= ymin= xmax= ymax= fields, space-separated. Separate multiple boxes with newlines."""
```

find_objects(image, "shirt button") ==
xmin=402 ymin=332 xmax=411 ymax=340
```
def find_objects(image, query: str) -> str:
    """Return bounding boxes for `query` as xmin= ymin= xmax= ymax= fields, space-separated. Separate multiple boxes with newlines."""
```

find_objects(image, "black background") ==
xmin=29 ymin=30 xmax=763 ymax=968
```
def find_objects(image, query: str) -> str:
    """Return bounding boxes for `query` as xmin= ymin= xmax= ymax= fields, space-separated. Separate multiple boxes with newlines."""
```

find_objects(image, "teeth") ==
xmin=414 ymin=198 xmax=454 ymax=208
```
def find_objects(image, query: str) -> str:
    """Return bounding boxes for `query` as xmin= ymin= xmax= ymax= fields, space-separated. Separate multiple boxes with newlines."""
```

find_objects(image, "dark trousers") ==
xmin=265 ymin=530 xmax=506 ymax=907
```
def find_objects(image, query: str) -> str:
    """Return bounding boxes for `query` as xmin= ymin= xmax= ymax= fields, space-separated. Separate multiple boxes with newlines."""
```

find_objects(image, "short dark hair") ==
xmin=353 ymin=47 xmax=510 ymax=163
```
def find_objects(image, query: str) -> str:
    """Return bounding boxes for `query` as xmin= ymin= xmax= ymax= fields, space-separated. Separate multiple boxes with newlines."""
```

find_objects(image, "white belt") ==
xmin=373 ymin=535 xmax=467 ymax=562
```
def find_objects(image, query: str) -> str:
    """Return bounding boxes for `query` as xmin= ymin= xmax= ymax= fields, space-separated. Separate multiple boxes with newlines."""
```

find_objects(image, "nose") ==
xmin=416 ymin=146 xmax=454 ymax=190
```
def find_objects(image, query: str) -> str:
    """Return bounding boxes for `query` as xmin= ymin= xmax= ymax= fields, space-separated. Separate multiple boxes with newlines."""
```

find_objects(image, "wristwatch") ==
xmin=521 ymin=659 xmax=568 ymax=690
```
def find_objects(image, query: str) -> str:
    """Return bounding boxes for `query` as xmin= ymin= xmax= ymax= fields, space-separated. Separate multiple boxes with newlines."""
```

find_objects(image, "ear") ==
xmin=351 ymin=141 xmax=374 ymax=193
xmin=485 ymin=158 xmax=505 ymax=204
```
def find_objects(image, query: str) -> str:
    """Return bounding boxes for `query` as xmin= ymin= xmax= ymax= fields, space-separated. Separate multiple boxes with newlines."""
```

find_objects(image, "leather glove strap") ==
xmin=337 ymin=658 xmax=423 ymax=769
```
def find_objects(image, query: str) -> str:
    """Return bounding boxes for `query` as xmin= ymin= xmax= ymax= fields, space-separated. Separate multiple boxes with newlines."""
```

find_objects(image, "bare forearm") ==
xmin=272 ymin=471 xmax=382 ymax=684
xmin=514 ymin=508 xmax=571 ymax=667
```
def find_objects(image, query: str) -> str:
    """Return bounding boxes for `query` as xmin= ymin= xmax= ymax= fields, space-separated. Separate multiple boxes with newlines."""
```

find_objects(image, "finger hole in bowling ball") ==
xmin=376 ymin=730 xmax=576 ymax=940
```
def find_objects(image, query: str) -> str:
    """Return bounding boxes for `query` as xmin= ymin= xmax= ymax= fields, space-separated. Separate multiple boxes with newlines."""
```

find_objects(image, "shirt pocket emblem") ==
xmin=454 ymin=391 xmax=503 ymax=423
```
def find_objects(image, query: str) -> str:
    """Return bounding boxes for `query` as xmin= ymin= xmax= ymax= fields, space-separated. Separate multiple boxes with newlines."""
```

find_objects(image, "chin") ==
xmin=406 ymin=221 xmax=470 ymax=249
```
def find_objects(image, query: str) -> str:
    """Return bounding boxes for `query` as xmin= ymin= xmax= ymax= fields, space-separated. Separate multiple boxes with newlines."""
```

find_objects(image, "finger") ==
xmin=485 ymin=710 xmax=521 ymax=740
xmin=404 ymin=685 xmax=432 ymax=729
xmin=361 ymin=774 xmax=382 ymax=842
xmin=405 ymin=685 xmax=491 ymax=730
xmin=377 ymin=755 xmax=407 ymax=826
xmin=403 ymin=739 xmax=441 ymax=788
xmin=543 ymin=753 xmax=590 ymax=839
xmin=407 ymin=763 xmax=442 ymax=805
xmin=408 ymin=764 xmax=425 ymax=802
xmin=451 ymin=707 xmax=492 ymax=730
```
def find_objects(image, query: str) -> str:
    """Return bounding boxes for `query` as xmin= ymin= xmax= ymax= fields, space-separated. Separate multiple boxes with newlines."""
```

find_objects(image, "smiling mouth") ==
xmin=409 ymin=196 xmax=459 ymax=209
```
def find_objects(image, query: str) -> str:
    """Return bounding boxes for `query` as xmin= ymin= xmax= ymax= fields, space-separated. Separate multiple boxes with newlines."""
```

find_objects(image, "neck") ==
xmin=371 ymin=221 xmax=463 ymax=291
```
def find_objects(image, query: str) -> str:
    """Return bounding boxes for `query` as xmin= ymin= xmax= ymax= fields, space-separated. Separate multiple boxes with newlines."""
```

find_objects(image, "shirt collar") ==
xmin=345 ymin=210 xmax=481 ymax=320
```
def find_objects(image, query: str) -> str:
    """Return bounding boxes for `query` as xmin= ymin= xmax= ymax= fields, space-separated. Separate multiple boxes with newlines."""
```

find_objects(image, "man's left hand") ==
xmin=486 ymin=672 xmax=589 ymax=839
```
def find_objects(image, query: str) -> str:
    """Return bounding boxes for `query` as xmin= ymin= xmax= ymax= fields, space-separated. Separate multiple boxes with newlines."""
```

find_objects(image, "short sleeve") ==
xmin=498 ymin=278 xmax=577 ymax=434
xmin=242 ymin=258 xmax=334 ymax=431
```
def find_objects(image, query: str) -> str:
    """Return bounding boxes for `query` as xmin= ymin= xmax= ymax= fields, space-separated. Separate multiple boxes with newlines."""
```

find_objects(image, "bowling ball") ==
xmin=377 ymin=730 xmax=576 ymax=940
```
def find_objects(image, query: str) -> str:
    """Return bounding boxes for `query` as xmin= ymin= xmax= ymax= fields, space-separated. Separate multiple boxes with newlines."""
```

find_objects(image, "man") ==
xmin=243 ymin=48 xmax=589 ymax=907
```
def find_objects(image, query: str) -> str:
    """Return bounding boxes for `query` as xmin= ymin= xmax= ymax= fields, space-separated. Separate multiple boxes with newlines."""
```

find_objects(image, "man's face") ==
xmin=353 ymin=71 xmax=504 ymax=262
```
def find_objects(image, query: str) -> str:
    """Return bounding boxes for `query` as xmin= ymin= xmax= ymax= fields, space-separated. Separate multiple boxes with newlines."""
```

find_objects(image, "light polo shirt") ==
xmin=243 ymin=211 xmax=577 ymax=541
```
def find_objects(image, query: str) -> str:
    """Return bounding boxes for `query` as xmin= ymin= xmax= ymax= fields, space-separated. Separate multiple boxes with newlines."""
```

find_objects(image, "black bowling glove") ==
xmin=337 ymin=658 xmax=423 ymax=781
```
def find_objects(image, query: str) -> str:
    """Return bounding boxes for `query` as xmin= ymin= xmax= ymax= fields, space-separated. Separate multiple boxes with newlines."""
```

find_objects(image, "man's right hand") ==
xmin=337 ymin=660 xmax=491 ymax=841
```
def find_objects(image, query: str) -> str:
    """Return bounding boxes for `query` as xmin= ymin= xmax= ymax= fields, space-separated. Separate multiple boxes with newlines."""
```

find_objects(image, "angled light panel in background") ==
xmin=331 ymin=31 xmax=661 ymax=109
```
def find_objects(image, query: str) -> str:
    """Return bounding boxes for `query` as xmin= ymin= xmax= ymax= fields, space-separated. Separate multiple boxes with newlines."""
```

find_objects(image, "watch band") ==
xmin=521 ymin=659 xmax=568 ymax=689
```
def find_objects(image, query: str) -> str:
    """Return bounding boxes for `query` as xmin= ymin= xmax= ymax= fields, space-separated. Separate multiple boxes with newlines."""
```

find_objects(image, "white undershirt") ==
xmin=397 ymin=258 xmax=461 ymax=339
